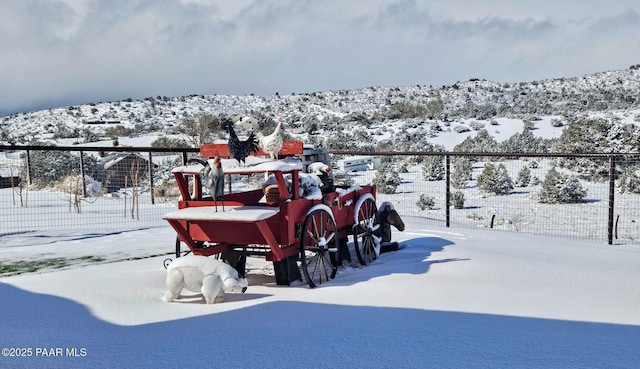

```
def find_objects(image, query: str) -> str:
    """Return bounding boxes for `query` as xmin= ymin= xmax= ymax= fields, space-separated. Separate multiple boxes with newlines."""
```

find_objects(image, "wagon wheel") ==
xmin=353 ymin=196 xmax=381 ymax=265
xmin=175 ymin=235 xmax=181 ymax=258
xmin=174 ymin=235 xmax=196 ymax=258
xmin=300 ymin=207 xmax=338 ymax=288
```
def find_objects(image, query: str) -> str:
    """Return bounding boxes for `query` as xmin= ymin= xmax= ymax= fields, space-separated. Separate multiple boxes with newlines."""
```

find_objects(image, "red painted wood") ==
xmin=200 ymin=140 xmax=303 ymax=158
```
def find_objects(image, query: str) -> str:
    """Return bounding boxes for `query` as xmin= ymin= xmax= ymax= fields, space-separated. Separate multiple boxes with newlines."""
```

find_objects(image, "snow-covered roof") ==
xmin=102 ymin=152 xmax=152 ymax=169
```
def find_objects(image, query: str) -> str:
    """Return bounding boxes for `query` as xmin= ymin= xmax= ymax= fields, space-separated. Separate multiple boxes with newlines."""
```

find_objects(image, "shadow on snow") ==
xmin=1 ymin=283 xmax=639 ymax=369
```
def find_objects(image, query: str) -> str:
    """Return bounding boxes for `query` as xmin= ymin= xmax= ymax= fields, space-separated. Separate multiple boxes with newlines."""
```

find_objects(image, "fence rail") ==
xmin=1 ymin=144 xmax=640 ymax=245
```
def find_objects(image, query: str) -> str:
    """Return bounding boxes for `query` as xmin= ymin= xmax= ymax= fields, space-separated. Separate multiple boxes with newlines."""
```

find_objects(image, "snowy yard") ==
xmin=1 ymin=216 xmax=639 ymax=368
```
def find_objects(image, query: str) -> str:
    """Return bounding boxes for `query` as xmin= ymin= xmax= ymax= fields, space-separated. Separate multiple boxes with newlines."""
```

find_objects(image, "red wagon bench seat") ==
xmin=163 ymin=205 xmax=280 ymax=222
xmin=199 ymin=140 xmax=303 ymax=159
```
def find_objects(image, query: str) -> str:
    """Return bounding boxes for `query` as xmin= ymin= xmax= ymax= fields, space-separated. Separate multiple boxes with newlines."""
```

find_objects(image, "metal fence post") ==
xmin=148 ymin=152 xmax=155 ymax=205
xmin=445 ymin=154 xmax=450 ymax=228
xmin=25 ymin=150 xmax=32 ymax=185
xmin=608 ymin=155 xmax=616 ymax=245
xmin=79 ymin=151 xmax=87 ymax=197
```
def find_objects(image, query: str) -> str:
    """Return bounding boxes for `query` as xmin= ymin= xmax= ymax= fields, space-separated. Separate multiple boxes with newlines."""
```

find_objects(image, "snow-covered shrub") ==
xmin=531 ymin=176 xmax=540 ymax=186
xmin=55 ymin=174 xmax=102 ymax=197
xmin=84 ymin=176 xmax=103 ymax=197
xmin=151 ymin=135 xmax=190 ymax=149
xmin=416 ymin=194 xmax=435 ymax=210
xmin=469 ymin=121 xmax=485 ymax=131
xmin=451 ymin=157 xmax=472 ymax=189
xmin=515 ymin=166 xmax=531 ymax=187
xmin=454 ymin=125 xmax=471 ymax=133
xmin=451 ymin=191 xmax=465 ymax=209
xmin=397 ymin=162 xmax=409 ymax=173
xmin=550 ymin=118 xmax=564 ymax=127
xmin=557 ymin=157 xmax=608 ymax=181
xmin=618 ymin=164 xmax=640 ymax=194
xmin=499 ymin=128 xmax=547 ymax=153
xmin=390 ymin=127 xmax=439 ymax=152
xmin=325 ymin=130 xmax=353 ymax=151
xmin=539 ymin=167 xmax=587 ymax=203
xmin=453 ymin=129 xmax=498 ymax=153
xmin=373 ymin=163 xmax=401 ymax=194
xmin=523 ymin=119 xmax=536 ymax=130
xmin=477 ymin=162 xmax=513 ymax=195
xmin=24 ymin=147 xmax=104 ymax=188
xmin=422 ymin=156 xmax=444 ymax=181
xmin=552 ymin=118 xmax=640 ymax=180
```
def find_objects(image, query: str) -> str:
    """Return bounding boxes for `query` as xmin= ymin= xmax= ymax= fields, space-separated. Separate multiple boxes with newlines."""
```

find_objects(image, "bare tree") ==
xmin=175 ymin=114 xmax=221 ymax=147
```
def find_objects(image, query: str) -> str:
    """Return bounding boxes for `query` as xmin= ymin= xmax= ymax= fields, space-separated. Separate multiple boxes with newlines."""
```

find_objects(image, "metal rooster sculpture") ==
xmin=188 ymin=156 xmax=225 ymax=211
xmin=226 ymin=121 xmax=259 ymax=166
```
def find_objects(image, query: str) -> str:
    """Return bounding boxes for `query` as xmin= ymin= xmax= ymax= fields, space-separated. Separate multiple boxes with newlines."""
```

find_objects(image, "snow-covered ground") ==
xmin=1 ymin=216 xmax=640 ymax=368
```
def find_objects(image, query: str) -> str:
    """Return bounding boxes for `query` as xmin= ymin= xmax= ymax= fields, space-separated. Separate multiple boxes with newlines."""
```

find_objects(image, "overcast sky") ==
xmin=2 ymin=0 xmax=640 ymax=116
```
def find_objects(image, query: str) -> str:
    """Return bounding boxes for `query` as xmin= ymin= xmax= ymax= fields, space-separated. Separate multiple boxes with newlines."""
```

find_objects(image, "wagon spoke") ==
xmin=353 ymin=197 xmax=381 ymax=266
xmin=300 ymin=208 xmax=338 ymax=288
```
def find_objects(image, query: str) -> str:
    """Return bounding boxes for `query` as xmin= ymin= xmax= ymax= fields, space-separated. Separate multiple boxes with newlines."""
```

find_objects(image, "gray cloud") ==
xmin=2 ymin=0 xmax=640 ymax=115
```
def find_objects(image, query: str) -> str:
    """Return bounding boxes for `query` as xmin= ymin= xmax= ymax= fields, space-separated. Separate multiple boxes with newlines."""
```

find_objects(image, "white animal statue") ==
xmin=307 ymin=162 xmax=331 ymax=175
xmin=163 ymin=255 xmax=248 ymax=304
xmin=258 ymin=119 xmax=284 ymax=160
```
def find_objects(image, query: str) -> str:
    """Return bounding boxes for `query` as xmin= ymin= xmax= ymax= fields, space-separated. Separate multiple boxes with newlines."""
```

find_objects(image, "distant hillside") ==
xmin=1 ymin=66 xmax=639 ymax=148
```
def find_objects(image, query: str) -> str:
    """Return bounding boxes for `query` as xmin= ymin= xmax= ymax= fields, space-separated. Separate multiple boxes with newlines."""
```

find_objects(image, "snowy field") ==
xmin=1 ymin=216 xmax=640 ymax=368
xmin=4 ymin=114 xmax=640 ymax=245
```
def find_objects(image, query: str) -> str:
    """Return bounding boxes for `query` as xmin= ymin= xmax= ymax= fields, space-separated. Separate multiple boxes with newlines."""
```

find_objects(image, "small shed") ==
xmin=101 ymin=152 xmax=157 ymax=191
xmin=0 ymin=167 xmax=21 ymax=189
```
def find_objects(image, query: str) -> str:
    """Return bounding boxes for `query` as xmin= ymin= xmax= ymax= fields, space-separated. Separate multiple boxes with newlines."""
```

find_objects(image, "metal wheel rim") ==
xmin=354 ymin=198 xmax=380 ymax=265
xmin=300 ymin=209 xmax=338 ymax=288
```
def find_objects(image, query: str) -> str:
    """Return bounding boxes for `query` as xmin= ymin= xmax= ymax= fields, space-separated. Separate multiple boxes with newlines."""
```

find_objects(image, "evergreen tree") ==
xmin=500 ymin=128 xmax=546 ymax=153
xmin=453 ymin=129 xmax=498 ymax=153
xmin=539 ymin=167 xmax=587 ymax=203
xmin=539 ymin=167 xmax=563 ymax=204
xmin=515 ymin=165 xmax=531 ymax=187
xmin=422 ymin=156 xmax=444 ymax=181
xmin=477 ymin=162 xmax=513 ymax=195
xmin=451 ymin=191 xmax=465 ymax=209
xmin=559 ymin=175 xmax=588 ymax=202
xmin=373 ymin=163 xmax=401 ymax=194
xmin=416 ymin=194 xmax=435 ymax=210
xmin=618 ymin=164 xmax=640 ymax=194
xmin=24 ymin=148 xmax=104 ymax=188
xmin=451 ymin=157 xmax=472 ymax=189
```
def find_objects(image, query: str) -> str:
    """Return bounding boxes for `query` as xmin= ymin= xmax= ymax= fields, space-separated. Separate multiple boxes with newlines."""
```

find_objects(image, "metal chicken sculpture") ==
xmin=226 ymin=121 xmax=259 ymax=166
xmin=188 ymin=156 xmax=225 ymax=211
xmin=258 ymin=119 xmax=284 ymax=160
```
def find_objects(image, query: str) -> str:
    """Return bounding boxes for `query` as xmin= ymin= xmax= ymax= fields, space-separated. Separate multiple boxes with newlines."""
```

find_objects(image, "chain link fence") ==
xmin=1 ymin=145 xmax=639 ymax=245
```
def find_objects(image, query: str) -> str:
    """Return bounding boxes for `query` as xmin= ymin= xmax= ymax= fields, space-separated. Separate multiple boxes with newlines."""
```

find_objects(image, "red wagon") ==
xmin=163 ymin=141 xmax=385 ymax=288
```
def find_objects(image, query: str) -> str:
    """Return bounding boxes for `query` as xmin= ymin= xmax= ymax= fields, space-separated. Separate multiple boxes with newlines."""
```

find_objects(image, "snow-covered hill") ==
xmin=2 ymin=66 xmax=639 ymax=147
